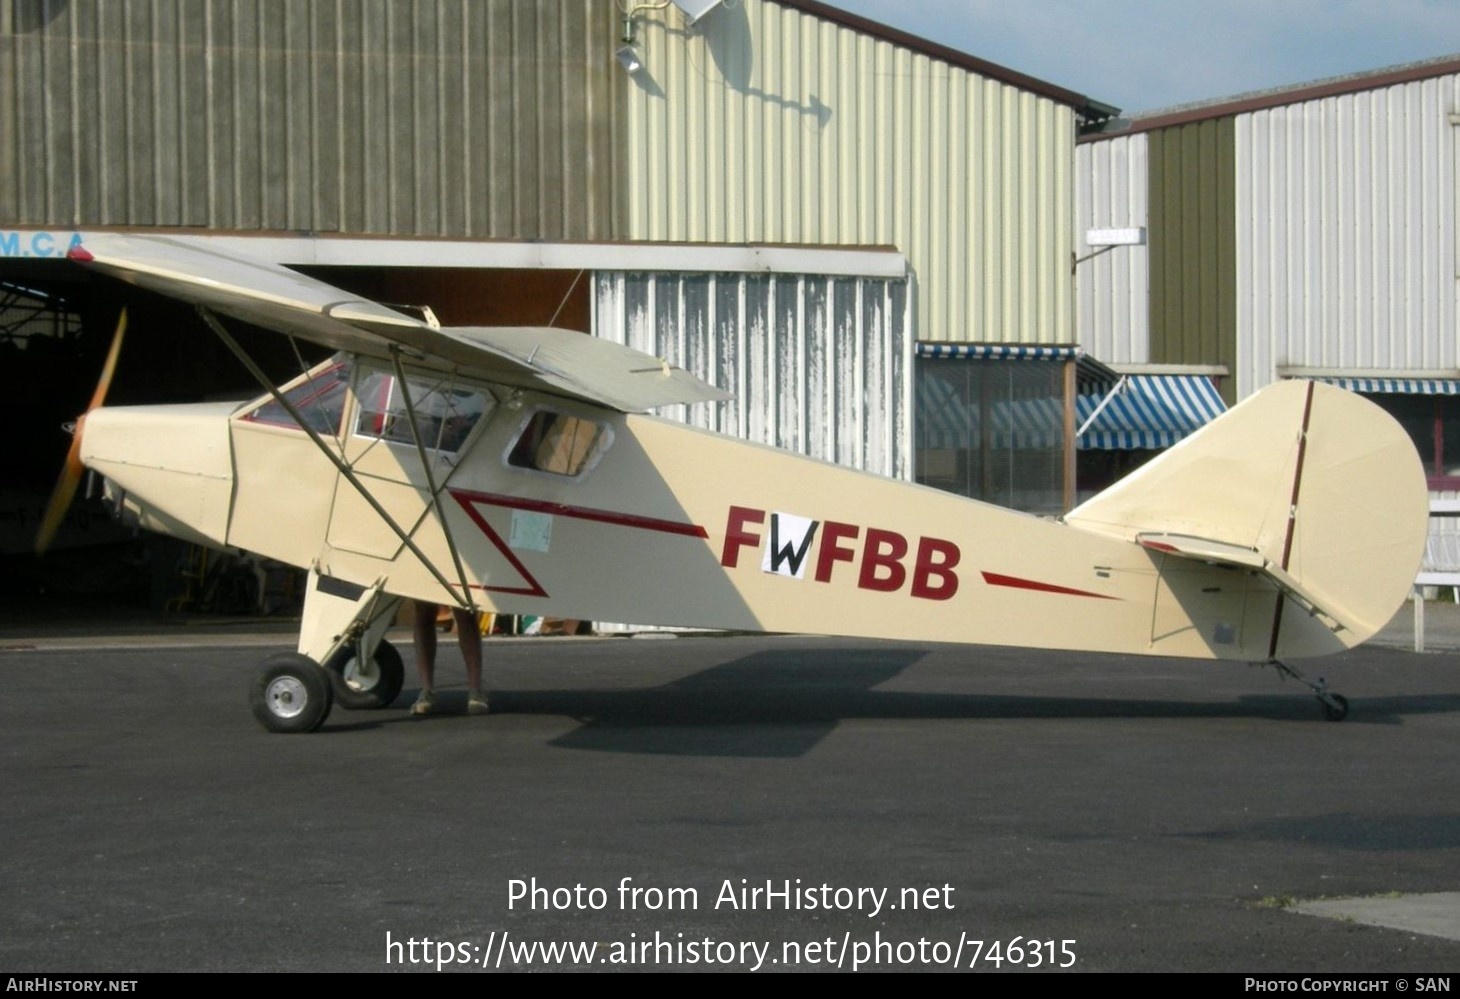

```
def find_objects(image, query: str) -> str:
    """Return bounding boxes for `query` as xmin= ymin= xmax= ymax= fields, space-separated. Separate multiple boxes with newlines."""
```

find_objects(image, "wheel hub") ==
xmin=266 ymin=676 xmax=309 ymax=719
xmin=341 ymin=656 xmax=380 ymax=693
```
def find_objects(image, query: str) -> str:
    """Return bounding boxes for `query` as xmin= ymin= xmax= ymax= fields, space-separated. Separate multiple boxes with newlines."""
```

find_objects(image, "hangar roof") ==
xmin=778 ymin=0 xmax=1120 ymax=125
xmin=1083 ymin=52 xmax=1460 ymax=140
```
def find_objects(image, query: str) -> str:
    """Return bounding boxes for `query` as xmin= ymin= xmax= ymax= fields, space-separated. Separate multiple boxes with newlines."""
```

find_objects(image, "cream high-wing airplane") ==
xmin=42 ymin=234 xmax=1428 ymax=732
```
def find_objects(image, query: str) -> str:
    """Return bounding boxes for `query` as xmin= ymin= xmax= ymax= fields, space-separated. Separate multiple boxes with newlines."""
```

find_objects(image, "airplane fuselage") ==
xmin=79 ymin=357 xmax=1382 ymax=664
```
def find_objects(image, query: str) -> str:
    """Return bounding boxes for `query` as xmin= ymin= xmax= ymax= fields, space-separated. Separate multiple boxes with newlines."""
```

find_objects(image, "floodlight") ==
xmin=615 ymin=45 xmax=642 ymax=74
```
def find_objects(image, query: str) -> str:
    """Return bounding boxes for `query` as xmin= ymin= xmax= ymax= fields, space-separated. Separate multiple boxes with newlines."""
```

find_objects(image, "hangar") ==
xmin=4 ymin=0 xmax=1128 ymax=611
xmin=1076 ymin=55 xmax=1460 ymax=580
xmin=1078 ymin=54 xmax=1460 ymax=476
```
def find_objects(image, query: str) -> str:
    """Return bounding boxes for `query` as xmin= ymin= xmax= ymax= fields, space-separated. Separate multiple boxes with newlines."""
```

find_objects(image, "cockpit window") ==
xmin=507 ymin=410 xmax=610 ymax=477
xmin=240 ymin=360 xmax=350 ymax=434
xmin=352 ymin=370 xmax=493 ymax=455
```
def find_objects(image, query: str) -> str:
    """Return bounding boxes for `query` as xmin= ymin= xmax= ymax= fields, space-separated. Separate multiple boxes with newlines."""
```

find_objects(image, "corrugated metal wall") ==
xmin=1075 ymin=132 xmax=1149 ymax=364
xmin=622 ymin=0 xmax=1074 ymax=346
xmin=1 ymin=0 xmax=623 ymax=238
xmin=593 ymin=271 xmax=912 ymax=480
xmin=1148 ymin=119 xmax=1237 ymax=401
xmin=1235 ymin=73 xmax=1460 ymax=397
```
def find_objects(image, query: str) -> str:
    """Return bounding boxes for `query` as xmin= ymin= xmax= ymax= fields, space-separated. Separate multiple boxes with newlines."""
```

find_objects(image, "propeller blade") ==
xmin=87 ymin=308 xmax=127 ymax=412
xmin=34 ymin=309 xmax=128 ymax=556
xmin=34 ymin=432 xmax=85 ymax=555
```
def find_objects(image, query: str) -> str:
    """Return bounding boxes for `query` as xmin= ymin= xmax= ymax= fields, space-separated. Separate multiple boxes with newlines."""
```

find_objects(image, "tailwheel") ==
xmin=330 ymin=638 xmax=405 ymax=710
xmin=250 ymin=653 xmax=334 ymax=733
xmin=1319 ymin=693 xmax=1349 ymax=723
xmin=1270 ymin=659 xmax=1350 ymax=723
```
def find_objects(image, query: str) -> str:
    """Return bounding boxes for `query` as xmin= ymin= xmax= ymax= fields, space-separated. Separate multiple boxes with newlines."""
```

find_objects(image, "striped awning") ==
xmin=1309 ymin=377 xmax=1460 ymax=396
xmin=1076 ymin=375 xmax=1226 ymax=450
xmin=915 ymin=342 xmax=1116 ymax=390
xmin=916 ymin=375 xmax=1226 ymax=451
xmin=917 ymin=343 xmax=1077 ymax=362
xmin=914 ymin=346 xmax=1225 ymax=452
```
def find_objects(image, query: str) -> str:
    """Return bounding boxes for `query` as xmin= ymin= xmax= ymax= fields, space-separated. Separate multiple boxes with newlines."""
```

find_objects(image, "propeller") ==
xmin=34 ymin=308 xmax=128 ymax=555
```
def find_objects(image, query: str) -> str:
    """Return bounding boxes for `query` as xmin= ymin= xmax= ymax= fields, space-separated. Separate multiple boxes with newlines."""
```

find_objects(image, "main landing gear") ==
xmin=1269 ymin=659 xmax=1350 ymax=722
xmin=251 ymin=652 xmax=334 ymax=734
xmin=330 ymin=639 xmax=405 ymax=710
xmin=248 ymin=639 xmax=405 ymax=733
xmin=249 ymin=570 xmax=410 ymax=733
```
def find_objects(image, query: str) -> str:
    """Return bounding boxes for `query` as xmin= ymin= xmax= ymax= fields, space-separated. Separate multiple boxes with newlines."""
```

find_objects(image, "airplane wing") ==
xmin=68 ymin=233 xmax=730 ymax=413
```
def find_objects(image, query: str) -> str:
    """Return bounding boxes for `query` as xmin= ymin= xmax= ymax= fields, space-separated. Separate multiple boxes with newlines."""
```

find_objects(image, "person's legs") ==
xmin=454 ymin=608 xmax=488 ymax=714
xmin=411 ymin=601 xmax=439 ymax=714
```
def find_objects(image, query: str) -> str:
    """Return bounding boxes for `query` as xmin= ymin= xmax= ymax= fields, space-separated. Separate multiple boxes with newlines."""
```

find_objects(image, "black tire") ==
xmin=331 ymin=638 xmax=405 ymax=710
xmin=250 ymin=653 xmax=334 ymax=733
xmin=1320 ymin=693 xmax=1349 ymax=722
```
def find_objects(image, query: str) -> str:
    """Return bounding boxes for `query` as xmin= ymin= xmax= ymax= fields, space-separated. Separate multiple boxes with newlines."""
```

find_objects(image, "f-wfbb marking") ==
xmin=720 ymin=505 xmax=961 ymax=601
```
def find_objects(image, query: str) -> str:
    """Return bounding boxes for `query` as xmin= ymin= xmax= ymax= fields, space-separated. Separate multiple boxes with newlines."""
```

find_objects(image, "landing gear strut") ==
xmin=1270 ymin=660 xmax=1349 ymax=722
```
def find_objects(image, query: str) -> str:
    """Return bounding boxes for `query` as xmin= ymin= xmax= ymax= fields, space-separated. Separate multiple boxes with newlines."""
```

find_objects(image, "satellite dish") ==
xmin=671 ymin=0 xmax=724 ymax=25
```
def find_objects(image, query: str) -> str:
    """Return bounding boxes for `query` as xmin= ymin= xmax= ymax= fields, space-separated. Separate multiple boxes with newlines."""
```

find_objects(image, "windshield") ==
xmin=239 ymin=358 xmax=351 ymax=434
xmin=352 ymin=369 xmax=493 ymax=455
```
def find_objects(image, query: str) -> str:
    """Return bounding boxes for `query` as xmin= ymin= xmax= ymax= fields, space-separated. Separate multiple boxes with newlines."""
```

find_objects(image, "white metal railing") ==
xmin=1412 ymin=498 xmax=1460 ymax=652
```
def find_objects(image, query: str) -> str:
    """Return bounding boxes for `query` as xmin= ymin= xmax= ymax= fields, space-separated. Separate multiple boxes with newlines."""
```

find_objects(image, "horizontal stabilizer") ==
xmin=1135 ymin=532 xmax=1351 ymax=633
xmin=1069 ymin=381 xmax=1427 ymax=650
xmin=69 ymin=233 xmax=730 ymax=413
xmin=1136 ymin=532 xmax=1265 ymax=569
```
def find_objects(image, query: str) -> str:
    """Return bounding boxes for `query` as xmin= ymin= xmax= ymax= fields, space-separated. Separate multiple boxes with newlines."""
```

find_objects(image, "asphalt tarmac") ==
xmin=3 ymin=613 xmax=1460 ymax=973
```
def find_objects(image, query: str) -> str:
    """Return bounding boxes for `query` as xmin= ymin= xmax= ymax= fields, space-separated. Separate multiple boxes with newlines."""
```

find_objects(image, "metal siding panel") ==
xmin=47 ymin=0 xmax=78 ymax=222
xmin=594 ymin=270 xmax=909 ymax=480
xmin=507 ymin=0 xmax=539 ymax=237
xmin=232 ymin=3 xmax=263 ymax=227
xmin=1235 ymin=72 xmax=1459 ymax=398
xmin=305 ymin=1 xmax=338 ymax=233
xmin=383 ymin=0 xmax=413 ymax=233
xmin=3 ymin=0 xmax=618 ymax=238
xmin=625 ymin=0 xmax=1071 ymax=346
xmin=0 ymin=5 xmax=15 ymax=223
xmin=1075 ymin=132 xmax=1150 ymax=364
xmin=1147 ymin=119 xmax=1237 ymax=399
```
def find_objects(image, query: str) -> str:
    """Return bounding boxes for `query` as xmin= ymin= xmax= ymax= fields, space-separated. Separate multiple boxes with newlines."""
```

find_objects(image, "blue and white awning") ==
xmin=914 ymin=345 xmax=1226 ymax=451
xmin=916 ymin=374 xmax=1226 ymax=451
xmin=1076 ymin=375 xmax=1226 ymax=450
xmin=1308 ymin=377 xmax=1460 ymax=396
xmin=917 ymin=343 xmax=1078 ymax=362
xmin=915 ymin=342 xmax=1116 ymax=389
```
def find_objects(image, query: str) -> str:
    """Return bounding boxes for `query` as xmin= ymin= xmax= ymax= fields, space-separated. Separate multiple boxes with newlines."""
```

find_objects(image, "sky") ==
xmin=825 ymin=0 xmax=1460 ymax=116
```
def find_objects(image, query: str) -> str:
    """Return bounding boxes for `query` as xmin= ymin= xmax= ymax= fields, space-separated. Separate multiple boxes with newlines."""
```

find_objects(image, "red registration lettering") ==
xmin=721 ymin=506 xmax=764 ymax=568
xmin=814 ymin=521 xmax=860 ymax=583
xmin=724 ymin=505 xmax=962 ymax=601
xmin=910 ymin=537 xmax=960 ymax=600
xmin=858 ymin=529 xmax=908 ymax=592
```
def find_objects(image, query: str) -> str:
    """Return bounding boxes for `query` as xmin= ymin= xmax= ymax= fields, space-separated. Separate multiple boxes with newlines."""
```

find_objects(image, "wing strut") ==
xmin=389 ymin=347 xmax=477 ymax=615
xmin=199 ymin=307 xmax=468 ymax=606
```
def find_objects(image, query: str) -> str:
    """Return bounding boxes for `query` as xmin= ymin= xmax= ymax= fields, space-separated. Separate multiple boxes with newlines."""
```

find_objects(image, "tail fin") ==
xmin=1066 ymin=380 xmax=1427 ymax=651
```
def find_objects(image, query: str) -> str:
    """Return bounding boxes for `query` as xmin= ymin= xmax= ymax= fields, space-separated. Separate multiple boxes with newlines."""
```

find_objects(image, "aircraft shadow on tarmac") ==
xmin=343 ymin=647 xmax=1460 ymax=758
